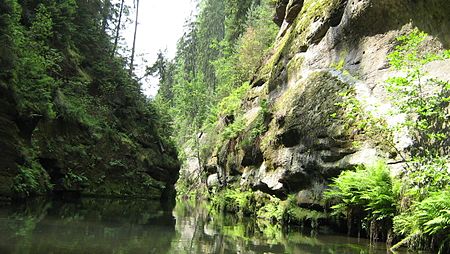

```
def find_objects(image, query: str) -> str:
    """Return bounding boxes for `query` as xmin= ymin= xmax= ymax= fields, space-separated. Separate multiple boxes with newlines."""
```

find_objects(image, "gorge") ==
xmin=0 ymin=0 xmax=449 ymax=253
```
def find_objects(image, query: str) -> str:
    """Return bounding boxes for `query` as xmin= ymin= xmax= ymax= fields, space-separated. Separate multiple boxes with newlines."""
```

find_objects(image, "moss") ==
xmin=282 ymin=71 xmax=350 ymax=133
xmin=209 ymin=187 xmax=329 ymax=231
xmin=257 ymin=0 xmax=344 ymax=92
xmin=257 ymin=197 xmax=286 ymax=222
xmin=290 ymin=0 xmax=343 ymax=50
xmin=259 ymin=30 xmax=293 ymax=82
xmin=286 ymin=54 xmax=305 ymax=83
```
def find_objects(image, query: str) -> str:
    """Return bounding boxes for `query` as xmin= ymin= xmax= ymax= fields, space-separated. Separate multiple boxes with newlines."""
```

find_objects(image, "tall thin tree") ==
xmin=112 ymin=0 xmax=125 ymax=56
xmin=129 ymin=0 xmax=140 ymax=75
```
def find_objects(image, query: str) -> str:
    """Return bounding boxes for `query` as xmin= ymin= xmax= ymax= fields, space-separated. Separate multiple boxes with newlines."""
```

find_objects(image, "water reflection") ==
xmin=0 ymin=198 xmax=175 ymax=254
xmin=170 ymin=200 xmax=394 ymax=254
xmin=0 ymin=198 xmax=411 ymax=253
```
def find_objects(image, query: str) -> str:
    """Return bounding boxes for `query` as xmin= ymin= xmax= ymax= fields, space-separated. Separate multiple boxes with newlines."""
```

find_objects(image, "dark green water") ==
xmin=0 ymin=198 xmax=414 ymax=254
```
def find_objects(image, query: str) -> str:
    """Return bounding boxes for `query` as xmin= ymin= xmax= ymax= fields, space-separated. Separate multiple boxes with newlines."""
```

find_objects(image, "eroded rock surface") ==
xmin=187 ymin=0 xmax=450 ymax=198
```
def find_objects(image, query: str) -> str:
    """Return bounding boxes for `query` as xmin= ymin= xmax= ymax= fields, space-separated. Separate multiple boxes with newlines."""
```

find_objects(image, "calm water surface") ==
xmin=0 ymin=198 xmax=418 ymax=253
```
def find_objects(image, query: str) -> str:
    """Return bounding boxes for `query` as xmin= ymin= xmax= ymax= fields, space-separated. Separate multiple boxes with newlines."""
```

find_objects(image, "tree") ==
xmin=111 ymin=0 xmax=125 ymax=56
xmin=129 ymin=0 xmax=140 ymax=75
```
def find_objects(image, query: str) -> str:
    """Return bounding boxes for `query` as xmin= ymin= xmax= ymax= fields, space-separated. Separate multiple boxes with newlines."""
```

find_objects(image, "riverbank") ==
xmin=0 ymin=196 xmax=416 ymax=254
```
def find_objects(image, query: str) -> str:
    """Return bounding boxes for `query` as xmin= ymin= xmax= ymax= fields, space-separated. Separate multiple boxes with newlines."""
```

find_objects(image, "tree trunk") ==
xmin=111 ymin=0 xmax=125 ymax=56
xmin=129 ymin=0 xmax=140 ymax=75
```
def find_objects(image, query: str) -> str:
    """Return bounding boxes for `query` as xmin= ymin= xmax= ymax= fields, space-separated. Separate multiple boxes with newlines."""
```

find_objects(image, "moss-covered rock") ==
xmin=195 ymin=0 xmax=450 ymax=203
xmin=29 ymin=116 xmax=179 ymax=199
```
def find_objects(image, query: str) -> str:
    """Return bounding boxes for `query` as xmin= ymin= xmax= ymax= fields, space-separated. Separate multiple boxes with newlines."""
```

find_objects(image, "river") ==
xmin=0 ymin=197 xmax=418 ymax=253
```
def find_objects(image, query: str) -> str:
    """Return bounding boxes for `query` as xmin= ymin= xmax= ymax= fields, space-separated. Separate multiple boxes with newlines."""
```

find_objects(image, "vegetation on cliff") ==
xmin=0 ymin=0 xmax=179 ymax=199
xmin=164 ymin=0 xmax=450 ymax=253
xmin=2 ymin=0 xmax=449 ymax=252
xmin=327 ymin=29 xmax=450 ymax=253
xmin=148 ymin=0 xmax=277 ymax=164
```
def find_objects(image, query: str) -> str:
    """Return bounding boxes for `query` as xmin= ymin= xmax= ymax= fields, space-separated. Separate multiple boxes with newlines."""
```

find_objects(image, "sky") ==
xmin=121 ymin=0 xmax=198 ymax=97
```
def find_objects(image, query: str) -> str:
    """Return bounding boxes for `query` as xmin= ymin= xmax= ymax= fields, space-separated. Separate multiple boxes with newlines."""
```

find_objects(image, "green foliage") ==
xmin=214 ymin=82 xmax=251 ymax=142
xmin=53 ymin=89 xmax=98 ymax=127
xmin=13 ymin=161 xmax=52 ymax=197
xmin=154 ymin=0 xmax=277 ymax=163
xmin=281 ymin=195 xmax=326 ymax=229
xmin=402 ymin=156 xmax=450 ymax=199
xmin=12 ymin=2 xmax=62 ymax=118
xmin=387 ymin=29 xmax=438 ymax=69
xmin=386 ymin=29 xmax=450 ymax=156
xmin=333 ymin=29 xmax=450 ymax=251
xmin=386 ymin=30 xmax=450 ymax=252
xmin=1 ymin=0 xmax=179 ymax=198
xmin=331 ymin=59 xmax=345 ymax=71
xmin=210 ymin=188 xmax=256 ymax=215
xmin=325 ymin=161 xmax=399 ymax=223
xmin=221 ymin=117 xmax=246 ymax=140
xmin=63 ymin=170 xmax=88 ymax=189
xmin=217 ymin=82 xmax=250 ymax=118
xmin=334 ymin=89 xmax=363 ymax=127
xmin=257 ymin=199 xmax=285 ymax=222
xmin=240 ymin=99 xmax=269 ymax=150
xmin=210 ymin=189 xmax=328 ymax=230
xmin=393 ymin=189 xmax=450 ymax=253
xmin=238 ymin=2 xmax=278 ymax=76
xmin=213 ymin=0 xmax=278 ymax=94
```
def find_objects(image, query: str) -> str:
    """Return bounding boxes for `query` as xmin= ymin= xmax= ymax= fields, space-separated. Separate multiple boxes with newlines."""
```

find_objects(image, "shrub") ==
xmin=393 ymin=189 xmax=450 ymax=253
xmin=13 ymin=161 xmax=52 ymax=197
xmin=210 ymin=188 xmax=256 ymax=216
xmin=257 ymin=198 xmax=285 ymax=223
xmin=325 ymin=161 xmax=400 ymax=239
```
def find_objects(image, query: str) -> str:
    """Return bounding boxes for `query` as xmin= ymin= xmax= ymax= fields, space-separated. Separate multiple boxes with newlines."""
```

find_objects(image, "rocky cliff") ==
xmin=0 ymin=83 xmax=179 ymax=200
xmin=0 ymin=1 xmax=180 ymax=201
xmin=183 ymin=0 xmax=450 ymax=199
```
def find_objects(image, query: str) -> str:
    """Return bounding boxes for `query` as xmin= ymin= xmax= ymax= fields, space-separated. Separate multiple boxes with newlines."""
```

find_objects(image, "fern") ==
xmin=325 ymin=161 xmax=399 ymax=222
xmin=393 ymin=190 xmax=450 ymax=253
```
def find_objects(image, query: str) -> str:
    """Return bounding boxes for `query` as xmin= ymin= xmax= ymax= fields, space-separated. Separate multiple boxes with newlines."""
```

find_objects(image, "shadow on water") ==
xmin=0 ymin=198 xmax=422 ymax=254
xmin=0 ymin=197 xmax=175 ymax=254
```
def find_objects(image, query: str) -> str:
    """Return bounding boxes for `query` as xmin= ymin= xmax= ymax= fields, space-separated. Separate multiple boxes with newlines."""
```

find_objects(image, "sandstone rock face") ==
xmin=197 ymin=0 xmax=450 ymax=198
